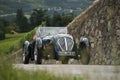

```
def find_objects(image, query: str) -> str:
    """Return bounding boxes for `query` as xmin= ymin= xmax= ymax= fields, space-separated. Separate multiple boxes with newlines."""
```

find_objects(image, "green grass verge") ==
xmin=0 ymin=33 xmax=26 ymax=54
xmin=0 ymin=61 xmax=83 ymax=80
xmin=0 ymin=27 xmax=37 ymax=55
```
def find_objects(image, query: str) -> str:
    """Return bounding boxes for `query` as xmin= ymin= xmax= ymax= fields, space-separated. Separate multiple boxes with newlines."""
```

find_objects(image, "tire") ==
xmin=23 ymin=41 xmax=30 ymax=64
xmin=54 ymin=50 xmax=59 ymax=60
xmin=23 ymin=52 xmax=29 ymax=64
xmin=35 ymin=48 xmax=42 ymax=64
xmin=80 ymin=48 xmax=90 ymax=64
xmin=73 ymin=41 xmax=78 ymax=59
xmin=78 ymin=41 xmax=90 ymax=65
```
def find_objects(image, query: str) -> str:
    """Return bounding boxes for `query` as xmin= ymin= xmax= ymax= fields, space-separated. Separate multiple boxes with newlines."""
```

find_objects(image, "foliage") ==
xmin=30 ymin=8 xmax=47 ymax=28
xmin=16 ymin=8 xmax=30 ymax=32
xmin=0 ymin=25 xmax=37 ymax=55
xmin=0 ymin=18 xmax=9 ymax=40
xmin=5 ymin=23 xmax=19 ymax=33
xmin=61 ymin=13 xmax=74 ymax=26
xmin=30 ymin=10 xmax=75 ymax=27
xmin=51 ymin=12 xmax=75 ymax=26
xmin=0 ymin=8 xmax=75 ymax=37
xmin=0 ymin=18 xmax=19 ymax=40
xmin=51 ymin=12 xmax=62 ymax=26
xmin=0 ymin=31 xmax=5 ymax=40
xmin=20 ymin=27 xmax=37 ymax=45
xmin=50 ymin=12 xmax=75 ymax=26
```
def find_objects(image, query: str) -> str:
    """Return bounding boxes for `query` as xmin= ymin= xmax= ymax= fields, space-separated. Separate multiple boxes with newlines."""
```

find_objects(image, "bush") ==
xmin=19 ymin=27 xmax=37 ymax=47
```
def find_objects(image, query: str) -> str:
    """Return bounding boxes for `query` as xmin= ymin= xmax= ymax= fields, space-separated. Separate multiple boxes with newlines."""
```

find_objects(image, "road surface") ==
xmin=14 ymin=64 xmax=120 ymax=80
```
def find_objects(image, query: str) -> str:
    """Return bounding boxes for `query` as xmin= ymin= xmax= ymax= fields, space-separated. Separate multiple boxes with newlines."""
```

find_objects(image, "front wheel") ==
xmin=78 ymin=41 xmax=90 ymax=65
xmin=35 ymin=48 xmax=42 ymax=64
xmin=80 ymin=48 xmax=90 ymax=64
xmin=23 ymin=52 xmax=29 ymax=64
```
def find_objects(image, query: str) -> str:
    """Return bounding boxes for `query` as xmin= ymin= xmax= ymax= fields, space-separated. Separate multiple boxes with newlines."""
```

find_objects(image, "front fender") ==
xmin=23 ymin=41 xmax=30 ymax=54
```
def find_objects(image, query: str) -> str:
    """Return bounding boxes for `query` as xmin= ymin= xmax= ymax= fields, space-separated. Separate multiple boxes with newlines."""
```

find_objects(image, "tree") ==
xmin=30 ymin=8 xmax=46 ymax=28
xmin=51 ymin=12 xmax=75 ymax=26
xmin=29 ymin=8 xmax=75 ymax=27
xmin=61 ymin=13 xmax=75 ymax=26
xmin=16 ymin=8 xmax=30 ymax=32
xmin=44 ymin=15 xmax=52 ymax=26
xmin=5 ymin=23 xmax=19 ymax=33
xmin=0 ymin=31 xmax=5 ymax=40
xmin=52 ymin=12 xmax=62 ymax=26
xmin=0 ymin=19 xmax=6 ymax=40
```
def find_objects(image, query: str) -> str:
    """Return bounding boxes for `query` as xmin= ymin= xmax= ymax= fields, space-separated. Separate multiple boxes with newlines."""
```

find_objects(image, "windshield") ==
xmin=57 ymin=36 xmax=74 ymax=51
xmin=36 ymin=27 xmax=67 ymax=38
xmin=66 ymin=37 xmax=74 ymax=51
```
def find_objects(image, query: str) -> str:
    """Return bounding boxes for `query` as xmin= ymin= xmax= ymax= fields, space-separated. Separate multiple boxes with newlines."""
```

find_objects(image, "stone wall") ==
xmin=67 ymin=0 xmax=120 ymax=65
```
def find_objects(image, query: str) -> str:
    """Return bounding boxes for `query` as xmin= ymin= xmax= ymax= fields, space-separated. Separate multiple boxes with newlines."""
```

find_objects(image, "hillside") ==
xmin=0 ymin=0 xmax=94 ymax=15
xmin=44 ymin=0 xmax=91 ymax=8
xmin=0 ymin=0 xmax=45 ymax=14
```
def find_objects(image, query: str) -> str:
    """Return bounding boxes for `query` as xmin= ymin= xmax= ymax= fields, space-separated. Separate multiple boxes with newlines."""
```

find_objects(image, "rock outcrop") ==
xmin=67 ymin=0 xmax=120 ymax=65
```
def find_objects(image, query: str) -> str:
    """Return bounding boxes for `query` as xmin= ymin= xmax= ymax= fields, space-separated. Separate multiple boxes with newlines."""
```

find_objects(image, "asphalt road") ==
xmin=14 ymin=64 xmax=120 ymax=80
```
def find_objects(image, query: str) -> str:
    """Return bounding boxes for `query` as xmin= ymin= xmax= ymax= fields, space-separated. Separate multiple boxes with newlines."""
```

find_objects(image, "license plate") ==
xmin=58 ymin=51 xmax=75 ymax=56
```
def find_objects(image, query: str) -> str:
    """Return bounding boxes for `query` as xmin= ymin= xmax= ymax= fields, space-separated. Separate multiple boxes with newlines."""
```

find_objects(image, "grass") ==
xmin=0 ymin=26 xmax=37 ymax=55
xmin=0 ymin=56 xmax=83 ymax=80
xmin=0 ymin=33 xmax=26 ymax=54
xmin=0 ymin=60 xmax=83 ymax=80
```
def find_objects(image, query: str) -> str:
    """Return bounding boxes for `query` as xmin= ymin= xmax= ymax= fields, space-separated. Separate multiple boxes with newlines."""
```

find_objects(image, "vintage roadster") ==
xmin=22 ymin=27 xmax=90 ymax=64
